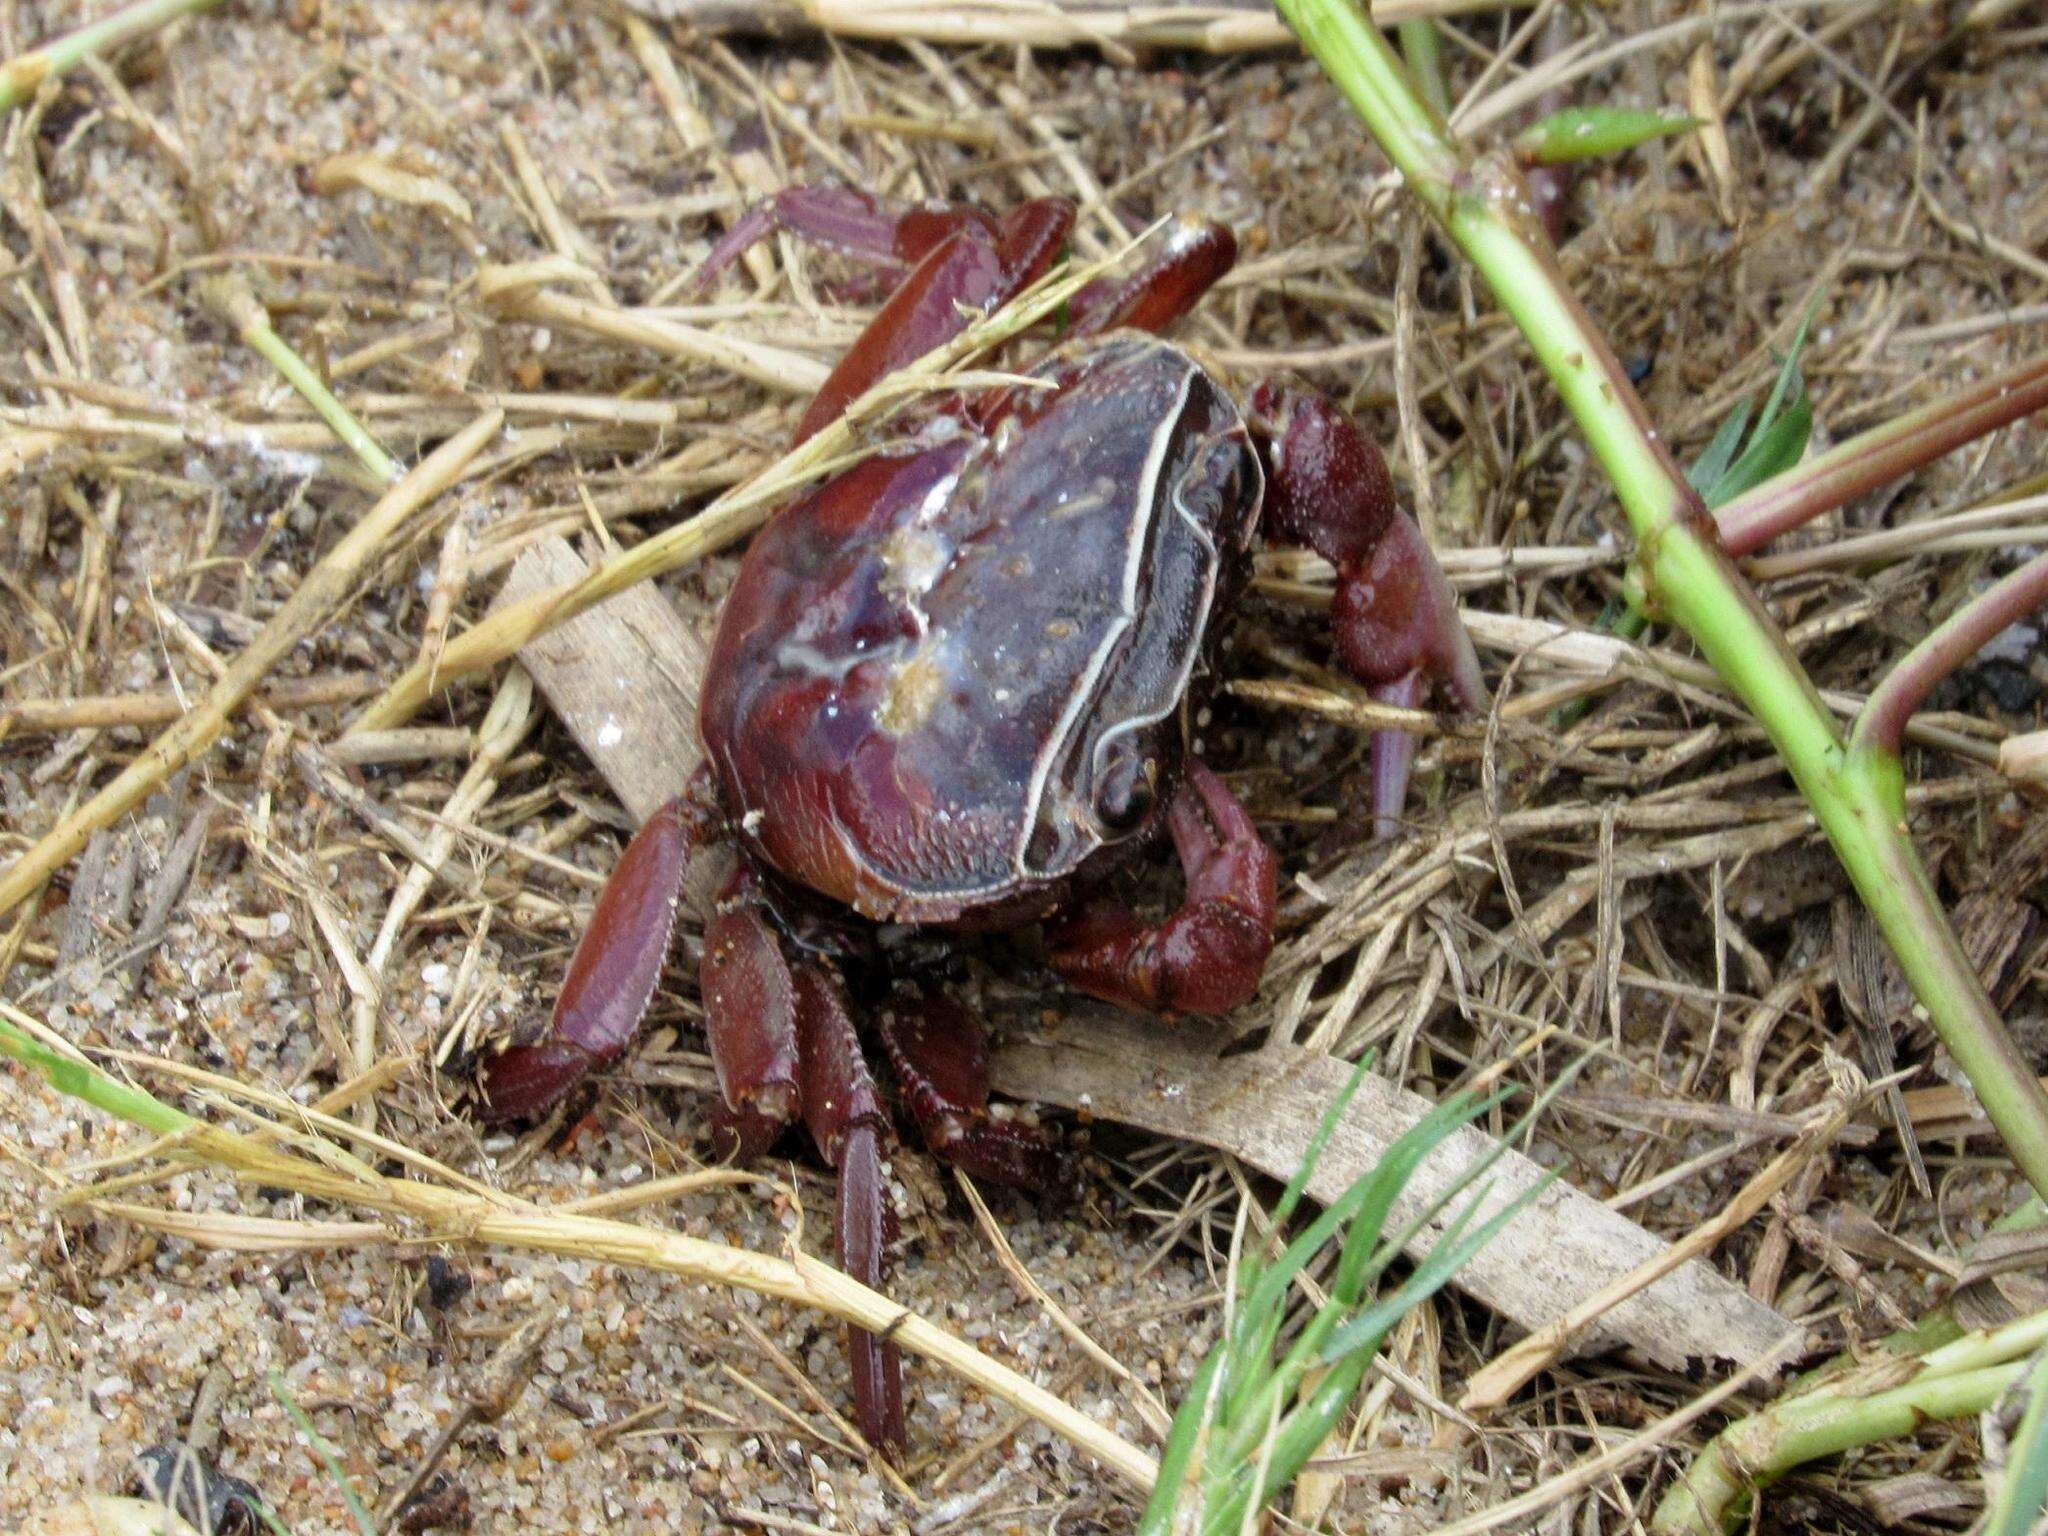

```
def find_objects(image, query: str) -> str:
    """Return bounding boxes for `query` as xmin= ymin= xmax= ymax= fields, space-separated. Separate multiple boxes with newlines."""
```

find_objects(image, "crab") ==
xmin=478 ymin=188 xmax=1487 ymax=1451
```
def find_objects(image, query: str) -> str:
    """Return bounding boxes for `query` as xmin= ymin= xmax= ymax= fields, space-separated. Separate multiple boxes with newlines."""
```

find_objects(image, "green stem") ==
xmin=1654 ymin=1362 xmax=2029 ymax=1534
xmin=0 ymin=1005 xmax=193 ymax=1138
xmin=1855 ymin=550 xmax=2048 ymax=759
xmin=0 ymin=0 xmax=222 ymax=114
xmin=203 ymin=276 xmax=403 ymax=486
xmin=1276 ymin=0 xmax=2048 ymax=1201
xmin=1650 ymin=1303 xmax=2048 ymax=1534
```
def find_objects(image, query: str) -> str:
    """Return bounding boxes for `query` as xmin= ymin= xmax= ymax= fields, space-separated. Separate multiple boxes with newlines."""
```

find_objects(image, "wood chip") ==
xmin=989 ymin=1009 xmax=1796 ymax=1374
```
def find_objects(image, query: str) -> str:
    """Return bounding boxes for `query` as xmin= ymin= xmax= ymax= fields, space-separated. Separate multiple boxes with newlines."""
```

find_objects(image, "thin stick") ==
xmin=0 ymin=0 xmax=221 ymax=114
xmin=0 ymin=413 xmax=501 ymax=922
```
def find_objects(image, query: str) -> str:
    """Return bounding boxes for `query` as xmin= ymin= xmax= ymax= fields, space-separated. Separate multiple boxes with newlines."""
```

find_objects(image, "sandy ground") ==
xmin=3 ymin=0 xmax=2046 ymax=1531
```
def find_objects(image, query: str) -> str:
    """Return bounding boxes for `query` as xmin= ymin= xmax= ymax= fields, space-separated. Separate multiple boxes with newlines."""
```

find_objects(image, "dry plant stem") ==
xmin=0 ymin=412 xmax=502 ymax=922
xmin=1715 ymin=350 xmax=2048 ymax=557
xmin=0 ymin=674 xmax=378 ymax=736
xmin=0 ymin=1015 xmax=1157 ymax=1492
xmin=348 ymin=245 xmax=1127 ymax=734
xmin=1650 ymin=1308 xmax=2048 ymax=1534
xmin=626 ymin=0 xmax=1571 ymax=52
xmin=0 ymin=0 xmax=220 ymax=113
xmin=1279 ymin=0 xmax=2048 ymax=1200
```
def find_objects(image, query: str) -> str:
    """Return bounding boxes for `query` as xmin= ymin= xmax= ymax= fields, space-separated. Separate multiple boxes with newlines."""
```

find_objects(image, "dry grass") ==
xmin=2 ymin=0 xmax=2046 ymax=1531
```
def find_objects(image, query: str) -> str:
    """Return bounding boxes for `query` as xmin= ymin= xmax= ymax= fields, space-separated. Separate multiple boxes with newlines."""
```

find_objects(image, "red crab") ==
xmin=479 ymin=188 xmax=1486 ymax=1450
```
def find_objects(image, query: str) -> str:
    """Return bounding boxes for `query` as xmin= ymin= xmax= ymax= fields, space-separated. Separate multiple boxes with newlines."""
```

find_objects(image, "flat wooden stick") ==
xmin=991 ymin=1010 xmax=1795 ymax=1375
xmin=508 ymin=543 xmax=1796 ymax=1376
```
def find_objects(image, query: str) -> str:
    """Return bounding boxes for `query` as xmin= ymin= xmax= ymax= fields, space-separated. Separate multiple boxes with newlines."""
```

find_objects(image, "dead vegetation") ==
xmin=2 ymin=0 xmax=2046 ymax=1530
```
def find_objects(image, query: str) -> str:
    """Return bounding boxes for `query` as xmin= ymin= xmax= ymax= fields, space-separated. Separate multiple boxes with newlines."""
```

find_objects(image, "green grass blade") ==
xmin=1229 ymin=1088 xmax=1501 ymax=1398
xmin=270 ymin=1371 xmax=378 ymax=1536
xmin=1136 ymin=1346 xmax=1229 ymax=1536
xmin=1982 ymin=1350 xmax=2048 ymax=1536
xmin=1357 ymin=1056 xmax=1585 ymax=1294
xmin=1270 ymin=1051 xmax=1379 ymax=1239
xmin=1320 ymin=1173 xmax=1557 ymax=1364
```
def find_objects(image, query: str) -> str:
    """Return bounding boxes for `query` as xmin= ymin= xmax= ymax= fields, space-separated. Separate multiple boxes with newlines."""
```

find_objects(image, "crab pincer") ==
xmin=1047 ymin=761 xmax=1279 ymax=1015
xmin=1249 ymin=383 xmax=1487 ymax=836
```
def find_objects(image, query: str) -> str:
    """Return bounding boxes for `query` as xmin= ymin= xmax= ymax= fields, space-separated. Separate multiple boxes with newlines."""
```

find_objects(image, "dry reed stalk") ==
xmin=348 ymin=241 xmax=1134 ymax=734
xmin=619 ymin=0 xmax=1531 ymax=52
xmin=489 ymin=284 xmax=828 ymax=395
xmin=0 ymin=412 xmax=502 ymax=921
xmin=0 ymin=1010 xmax=1157 ymax=1491
xmin=342 ymin=670 xmax=536 ymax=1126
xmin=0 ymin=674 xmax=380 ymax=737
xmin=955 ymin=1170 xmax=1176 ymax=1438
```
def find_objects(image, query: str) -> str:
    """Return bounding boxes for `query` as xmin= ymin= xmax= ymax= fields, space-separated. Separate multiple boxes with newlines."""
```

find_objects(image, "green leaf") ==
xmin=1686 ymin=398 xmax=1752 ymax=500
xmin=1700 ymin=388 xmax=1812 ymax=507
xmin=1982 ymin=1350 xmax=2048 ymax=1536
xmin=1690 ymin=298 xmax=1820 ymax=508
xmin=1515 ymin=107 xmax=1701 ymax=167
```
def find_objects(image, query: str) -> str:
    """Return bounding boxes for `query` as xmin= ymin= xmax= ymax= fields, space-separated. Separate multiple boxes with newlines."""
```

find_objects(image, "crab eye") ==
xmin=1092 ymin=753 xmax=1157 ymax=836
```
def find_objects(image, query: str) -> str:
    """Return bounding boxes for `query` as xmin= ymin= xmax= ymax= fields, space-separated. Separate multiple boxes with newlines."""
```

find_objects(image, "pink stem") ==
xmin=1855 ymin=549 xmax=2048 ymax=758
xmin=1718 ymin=351 xmax=2048 ymax=558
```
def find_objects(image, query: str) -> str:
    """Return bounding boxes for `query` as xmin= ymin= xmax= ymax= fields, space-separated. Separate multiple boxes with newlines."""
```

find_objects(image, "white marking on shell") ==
xmin=1015 ymin=343 xmax=1205 ymax=880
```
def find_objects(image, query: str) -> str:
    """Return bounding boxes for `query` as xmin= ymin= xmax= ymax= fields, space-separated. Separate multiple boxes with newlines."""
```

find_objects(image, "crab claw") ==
xmin=1248 ymin=383 xmax=1487 ymax=834
xmin=479 ymin=798 xmax=693 ymax=1120
xmin=1047 ymin=761 xmax=1278 ymax=1016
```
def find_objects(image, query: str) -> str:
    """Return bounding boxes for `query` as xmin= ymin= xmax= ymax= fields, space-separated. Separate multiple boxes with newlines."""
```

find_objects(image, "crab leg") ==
xmin=479 ymin=797 xmax=697 ymax=1119
xmin=698 ymin=868 xmax=803 ymax=1158
xmin=694 ymin=186 xmax=1001 ymax=291
xmin=877 ymin=994 xmax=1066 ymax=1192
xmin=1249 ymin=383 xmax=1488 ymax=834
xmin=790 ymin=966 xmax=906 ymax=1452
xmin=1067 ymin=217 xmax=1238 ymax=339
xmin=693 ymin=186 xmax=1076 ymax=445
xmin=1047 ymin=761 xmax=1278 ymax=1015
